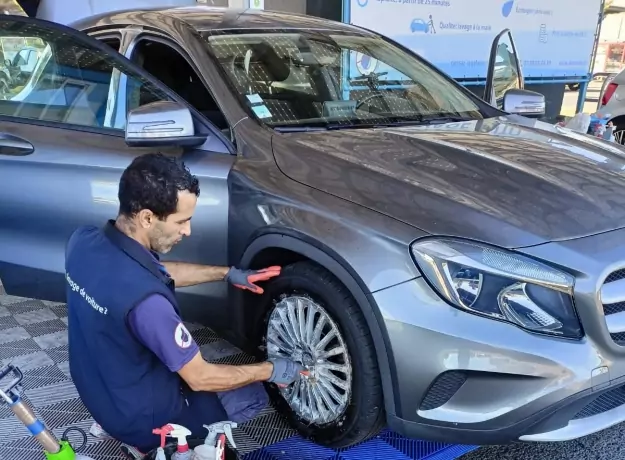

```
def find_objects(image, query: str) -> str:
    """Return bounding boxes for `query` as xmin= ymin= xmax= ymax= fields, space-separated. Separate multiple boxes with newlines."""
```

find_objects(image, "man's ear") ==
xmin=137 ymin=209 xmax=154 ymax=229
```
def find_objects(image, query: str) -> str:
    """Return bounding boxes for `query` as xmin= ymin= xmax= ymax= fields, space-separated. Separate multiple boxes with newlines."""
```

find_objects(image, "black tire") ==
xmin=258 ymin=261 xmax=386 ymax=448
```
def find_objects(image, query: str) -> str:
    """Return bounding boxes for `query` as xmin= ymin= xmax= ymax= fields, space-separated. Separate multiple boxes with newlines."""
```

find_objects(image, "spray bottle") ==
xmin=166 ymin=424 xmax=193 ymax=460
xmin=0 ymin=363 xmax=97 ymax=460
xmin=151 ymin=424 xmax=175 ymax=460
xmin=192 ymin=421 xmax=238 ymax=460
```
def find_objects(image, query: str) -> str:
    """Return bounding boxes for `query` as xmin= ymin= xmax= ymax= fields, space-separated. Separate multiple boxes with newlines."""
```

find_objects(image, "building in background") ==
xmin=595 ymin=0 xmax=625 ymax=73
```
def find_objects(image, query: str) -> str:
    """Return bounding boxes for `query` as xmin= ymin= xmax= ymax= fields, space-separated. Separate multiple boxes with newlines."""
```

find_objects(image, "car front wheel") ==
xmin=260 ymin=261 xmax=385 ymax=448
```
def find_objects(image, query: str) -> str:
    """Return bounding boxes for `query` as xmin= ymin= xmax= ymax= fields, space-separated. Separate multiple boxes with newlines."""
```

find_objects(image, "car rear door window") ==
xmin=0 ymin=19 xmax=171 ymax=131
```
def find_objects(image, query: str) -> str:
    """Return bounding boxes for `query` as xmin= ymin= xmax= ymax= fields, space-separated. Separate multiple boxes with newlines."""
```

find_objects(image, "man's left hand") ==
xmin=225 ymin=266 xmax=281 ymax=294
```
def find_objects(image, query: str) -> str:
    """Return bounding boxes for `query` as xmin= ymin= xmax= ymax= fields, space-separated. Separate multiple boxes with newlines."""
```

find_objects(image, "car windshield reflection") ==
xmin=202 ymin=29 xmax=485 ymax=129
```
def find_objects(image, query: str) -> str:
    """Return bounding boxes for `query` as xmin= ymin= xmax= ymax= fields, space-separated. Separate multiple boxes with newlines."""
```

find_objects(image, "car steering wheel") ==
xmin=356 ymin=93 xmax=412 ymax=112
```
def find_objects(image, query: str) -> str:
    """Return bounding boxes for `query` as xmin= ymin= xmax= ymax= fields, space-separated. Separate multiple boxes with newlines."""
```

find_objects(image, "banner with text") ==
xmin=348 ymin=0 xmax=602 ymax=79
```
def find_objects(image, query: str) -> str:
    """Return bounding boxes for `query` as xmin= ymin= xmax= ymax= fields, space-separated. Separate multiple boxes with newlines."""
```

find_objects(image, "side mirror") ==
xmin=125 ymin=100 xmax=207 ymax=148
xmin=503 ymin=88 xmax=545 ymax=118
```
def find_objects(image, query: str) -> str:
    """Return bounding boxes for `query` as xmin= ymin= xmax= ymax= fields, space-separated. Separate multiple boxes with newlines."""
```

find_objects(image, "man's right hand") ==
xmin=267 ymin=358 xmax=308 ymax=386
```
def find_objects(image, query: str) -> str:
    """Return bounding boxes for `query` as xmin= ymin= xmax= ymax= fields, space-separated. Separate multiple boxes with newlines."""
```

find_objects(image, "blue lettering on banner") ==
xmin=523 ymin=59 xmax=552 ymax=67
xmin=551 ymin=30 xmax=589 ymax=38
xmin=440 ymin=22 xmax=492 ymax=32
xmin=515 ymin=6 xmax=553 ymax=15
xmin=374 ymin=0 xmax=451 ymax=5
xmin=349 ymin=0 xmax=603 ymax=78
xmin=450 ymin=60 xmax=488 ymax=67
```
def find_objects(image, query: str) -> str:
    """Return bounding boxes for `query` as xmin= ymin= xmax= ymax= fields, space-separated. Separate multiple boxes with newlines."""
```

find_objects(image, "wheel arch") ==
xmin=236 ymin=230 xmax=401 ymax=419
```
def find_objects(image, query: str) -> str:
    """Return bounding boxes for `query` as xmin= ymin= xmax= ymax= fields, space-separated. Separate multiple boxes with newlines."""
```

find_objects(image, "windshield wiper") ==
xmin=272 ymin=126 xmax=328 ymax=132
xmin=400 ymin=116 xmax=479 ymax=125
xmin=273 ymin=122 xmax=398 ymax=132
xmin=272 ymin=116 xmax=480 ymax=133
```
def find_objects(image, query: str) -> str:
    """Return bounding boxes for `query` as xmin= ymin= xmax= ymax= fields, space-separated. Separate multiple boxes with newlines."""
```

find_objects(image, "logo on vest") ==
xmin=174 ymin=323 xmax=192 ymax=349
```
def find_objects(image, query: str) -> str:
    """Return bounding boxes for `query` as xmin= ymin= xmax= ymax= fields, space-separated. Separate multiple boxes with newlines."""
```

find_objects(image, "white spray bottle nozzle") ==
xmin=167 ymin=423 xmax=192 ymax=453
xmin=203 ymin=421 xmax=238 ymax=449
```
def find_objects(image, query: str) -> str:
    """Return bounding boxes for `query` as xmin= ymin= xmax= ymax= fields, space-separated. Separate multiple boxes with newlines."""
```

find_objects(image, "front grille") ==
xmin=604 ymin=301 xmax=625 ymax=316
xmin=602 ymin=270 xmax=625 ymax=347
xmin=419 ymin=371 xmax=467 ymax=411
xmin=611 ymin=332 xmax=625 ymax=345
xmin=572 ymin=384 xmax=625 ymax=419
xmin=606 ymin=269 xmax=625 ymax=284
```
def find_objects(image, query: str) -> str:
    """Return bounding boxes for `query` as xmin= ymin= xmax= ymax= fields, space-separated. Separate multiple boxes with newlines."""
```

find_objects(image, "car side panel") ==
xmin=0 ymin=121 xmax=234 ymax=323
xmin=0 ymin=121 xmax=159 ymax=301
xmin=224 ymin=119 xmax=426 ymax=419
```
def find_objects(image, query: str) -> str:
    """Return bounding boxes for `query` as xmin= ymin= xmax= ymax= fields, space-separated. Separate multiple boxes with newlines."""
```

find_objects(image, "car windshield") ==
xmin=202 ymin=29 xmax=486 ymax=129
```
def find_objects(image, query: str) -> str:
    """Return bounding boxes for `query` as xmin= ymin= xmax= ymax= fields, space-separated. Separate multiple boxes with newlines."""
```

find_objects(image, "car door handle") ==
xmin=0 ymin=133 xmax=34 ymax=156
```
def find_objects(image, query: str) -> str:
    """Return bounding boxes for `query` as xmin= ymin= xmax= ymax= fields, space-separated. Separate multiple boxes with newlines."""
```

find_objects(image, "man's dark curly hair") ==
xmin=118 ymin=153 xmax=200 ymax=220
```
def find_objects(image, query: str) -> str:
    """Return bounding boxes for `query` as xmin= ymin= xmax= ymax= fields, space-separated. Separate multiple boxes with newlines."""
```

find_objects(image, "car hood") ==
xmin=272 ymin=115 xmax=625 ymax=248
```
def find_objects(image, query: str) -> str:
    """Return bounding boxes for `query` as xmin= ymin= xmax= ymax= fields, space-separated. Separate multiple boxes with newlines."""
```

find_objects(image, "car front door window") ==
xmin=0 ymin=19 xmax=172 ymax=131
xmin=126 ymin=36 xmax=230 ymax=133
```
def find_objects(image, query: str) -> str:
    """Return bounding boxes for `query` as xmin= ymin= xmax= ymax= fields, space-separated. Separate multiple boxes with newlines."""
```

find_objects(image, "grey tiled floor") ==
xmin=0 ymin=291 xmax=297 ymax=460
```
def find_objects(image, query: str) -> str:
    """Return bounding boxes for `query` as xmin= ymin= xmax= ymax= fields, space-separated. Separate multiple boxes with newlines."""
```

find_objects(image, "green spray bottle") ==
xmin=0 ymin=364 xmax=97 ymax=460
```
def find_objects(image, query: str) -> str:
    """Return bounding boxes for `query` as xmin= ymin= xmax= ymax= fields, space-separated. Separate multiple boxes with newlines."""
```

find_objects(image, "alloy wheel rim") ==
xmin=266 ymin=295 xmax=352 ymax=425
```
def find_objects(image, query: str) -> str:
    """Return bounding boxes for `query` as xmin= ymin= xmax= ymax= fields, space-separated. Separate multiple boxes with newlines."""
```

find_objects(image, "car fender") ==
xmin=238 ymin=231 xmax=402 ymax=418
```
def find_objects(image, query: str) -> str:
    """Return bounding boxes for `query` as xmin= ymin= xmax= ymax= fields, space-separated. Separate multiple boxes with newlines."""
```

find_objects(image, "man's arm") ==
xmin=178 ymin=352 xmax=273 ymax=392
xmin=128 ymin=294 xmax=304 ymax=392
xmin=162 ymin=262 xmax=281 ymax=293
xmin=162 ymin=262 xmax=228 ymax=287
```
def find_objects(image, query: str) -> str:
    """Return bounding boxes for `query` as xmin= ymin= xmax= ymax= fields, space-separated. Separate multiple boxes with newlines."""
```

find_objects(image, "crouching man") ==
xmin=65 ymin=153 xmax=305 ymax=453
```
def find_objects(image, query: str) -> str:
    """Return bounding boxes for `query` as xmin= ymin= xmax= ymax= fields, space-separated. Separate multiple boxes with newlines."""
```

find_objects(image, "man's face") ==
xmin=147 ymin=190 xmax=197 ymax=254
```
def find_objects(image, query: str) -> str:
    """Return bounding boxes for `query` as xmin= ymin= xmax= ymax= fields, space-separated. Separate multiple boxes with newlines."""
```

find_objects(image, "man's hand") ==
xmin=225 ymin=266 xmax=281 ymax=294
xmin=267 ymin=358 xmax=308 ymax=387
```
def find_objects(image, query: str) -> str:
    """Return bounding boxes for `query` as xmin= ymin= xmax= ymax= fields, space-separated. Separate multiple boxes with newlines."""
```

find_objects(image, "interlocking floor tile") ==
xmin=14 ymin=307 xmax=59 ymax=326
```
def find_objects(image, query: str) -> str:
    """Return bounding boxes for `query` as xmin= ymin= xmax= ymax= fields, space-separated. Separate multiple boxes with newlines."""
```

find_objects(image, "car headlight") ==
xmin=410 ymin=238 xmax=582 ymax=339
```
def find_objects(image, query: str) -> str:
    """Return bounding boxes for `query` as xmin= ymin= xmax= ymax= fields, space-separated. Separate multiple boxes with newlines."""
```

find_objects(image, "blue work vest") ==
xmin=65 ymin=220 xmax=184 ymax=447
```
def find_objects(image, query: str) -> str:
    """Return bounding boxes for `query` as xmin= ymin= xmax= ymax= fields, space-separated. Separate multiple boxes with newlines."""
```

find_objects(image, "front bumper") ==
xmin=373 ymin=271 xmax=625 ymax=445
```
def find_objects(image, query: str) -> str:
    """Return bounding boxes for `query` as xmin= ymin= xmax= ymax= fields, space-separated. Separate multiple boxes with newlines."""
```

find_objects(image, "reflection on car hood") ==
xmin=272 ymin=115 xmax=625 ymax=248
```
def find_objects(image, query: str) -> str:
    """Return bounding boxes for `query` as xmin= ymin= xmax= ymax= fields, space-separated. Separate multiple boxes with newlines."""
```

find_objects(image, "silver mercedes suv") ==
xmin=1 ymin=7 xmax=625 ymax=450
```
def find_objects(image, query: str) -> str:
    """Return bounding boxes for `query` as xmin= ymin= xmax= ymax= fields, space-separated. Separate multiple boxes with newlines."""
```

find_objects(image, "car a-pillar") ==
xmin=234 ymin=233 xmax=397 ymax=447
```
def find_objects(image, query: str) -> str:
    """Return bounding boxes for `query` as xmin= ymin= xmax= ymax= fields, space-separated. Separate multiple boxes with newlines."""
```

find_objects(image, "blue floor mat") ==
xmin=243 ymin=430 xmax=478 ymax=460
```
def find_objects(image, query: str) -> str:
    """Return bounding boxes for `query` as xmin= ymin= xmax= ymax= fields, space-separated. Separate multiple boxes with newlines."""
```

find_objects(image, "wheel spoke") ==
xmin=311 ymin=315 xmax=326 ymax=347
xmin=315 ymin=380 xmax=340 ymax=413
xmin=311 ymin=384 xmax=329 ymax=421
xmin=266 ymin=335 xmax=293 ymax=355
xmin=305 ymin=303 xmax=316 ymax=343
xmin=297 ymin=297 xmax=306 ymax=344
xmin=318 ymin=346 xmax=344 ymax=360
xmin=318 ymin=362 xmax=349 ymax=374
xmin=276 ymin=307 xmax=298 ymax=346
xmin=315 ymin=329 xmax=336 ymax=352
xmin=318 ymin=368 xmax=349 ymax=391
xmin=269 ymin=320 xmax=296 ymax=349
xmin=317 ymin=375 xmax=344 ymax=405
xmin=286 ymin=299 xmax=301 ymax=343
